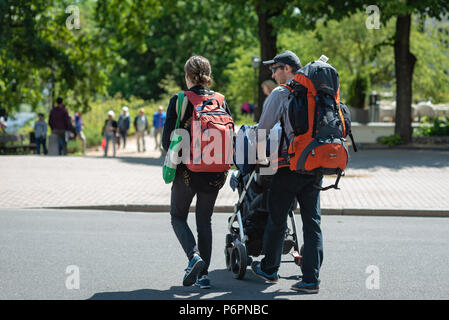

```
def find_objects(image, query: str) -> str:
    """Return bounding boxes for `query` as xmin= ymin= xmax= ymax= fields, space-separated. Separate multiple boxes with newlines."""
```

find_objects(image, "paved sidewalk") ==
xmin=1 ymin=134 xmax=449 ymax=216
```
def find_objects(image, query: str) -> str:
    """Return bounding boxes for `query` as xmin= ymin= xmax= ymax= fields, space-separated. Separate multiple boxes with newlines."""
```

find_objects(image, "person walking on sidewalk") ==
xmin=117 ymin=106 xmax=130 ymax=149
xmin=162 ymin=55 xmax=233 ymax=289
xmin=74 ymin=112 xmax=86 ymax=155
xmin=49 ymin=97 xmax=70 ymax=155
xmin=153 ymin=105 xmax=166 ymax=151
xmin=250 ymin=51 xmax=323 ymax=294
xmin=134 ymin=108 xmax=148 ymax=152
xmin=34 ymin=113 xmax=48 ymax=155
xmin=102 ymin=110 xmax=118 ymax=157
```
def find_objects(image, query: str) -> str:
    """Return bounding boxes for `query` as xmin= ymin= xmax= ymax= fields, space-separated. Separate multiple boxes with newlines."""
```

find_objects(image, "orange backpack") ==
xmin=283 ymin=56 xmax=357 ymax=190
xmin=184 ymin=91 xmax=234 ymax=172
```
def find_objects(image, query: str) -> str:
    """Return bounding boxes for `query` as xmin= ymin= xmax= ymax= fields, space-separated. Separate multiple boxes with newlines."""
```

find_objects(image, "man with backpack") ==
xmin=250 ymin=50 xmax=324 ymax=294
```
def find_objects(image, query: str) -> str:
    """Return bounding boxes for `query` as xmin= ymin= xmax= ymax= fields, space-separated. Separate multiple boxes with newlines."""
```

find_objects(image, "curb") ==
xmin=357 ymin=144 xmax=449 ymax=151
xmin=41 ymin=204 xmax=449 ymax=218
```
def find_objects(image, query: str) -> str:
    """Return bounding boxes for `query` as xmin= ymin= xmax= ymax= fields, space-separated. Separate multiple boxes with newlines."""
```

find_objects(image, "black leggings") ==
xmin=170 ymin=173 xmax=219 ymax=276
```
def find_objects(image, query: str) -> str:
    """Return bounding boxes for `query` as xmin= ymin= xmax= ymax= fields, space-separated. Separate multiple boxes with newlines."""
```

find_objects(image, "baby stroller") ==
xmin=224 ymin=125 xmax=303 ymax=280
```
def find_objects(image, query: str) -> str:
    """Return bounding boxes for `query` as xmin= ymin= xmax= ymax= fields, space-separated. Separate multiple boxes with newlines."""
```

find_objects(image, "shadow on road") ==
xmin=348 ymin=149 xmax=449 ymax=170
xmin=117 ymin=155 xmax=165 ymax=166
xmin=87 ymin=155 xmax=165 ymax=166
xmin=88 ymin=269 xmax=307 ymax=300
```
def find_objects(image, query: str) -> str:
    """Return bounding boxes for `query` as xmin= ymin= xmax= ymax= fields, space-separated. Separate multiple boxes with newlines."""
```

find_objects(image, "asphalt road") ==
xmin=0 ymin=208 xmax=448 ymax=300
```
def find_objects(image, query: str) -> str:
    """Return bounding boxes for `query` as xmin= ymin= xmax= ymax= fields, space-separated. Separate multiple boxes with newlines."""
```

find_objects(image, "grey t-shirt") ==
xmin=257 ymin=85 xmax=294 ymax=151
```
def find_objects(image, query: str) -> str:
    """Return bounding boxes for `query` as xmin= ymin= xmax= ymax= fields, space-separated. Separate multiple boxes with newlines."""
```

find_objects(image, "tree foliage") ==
xmin=0 ymin=0 xmax=115 ymax=114
xmin=1 ymin=0 xmax=449 ymax=146
xmin=96 ymin=0 xmax=256 ymax=114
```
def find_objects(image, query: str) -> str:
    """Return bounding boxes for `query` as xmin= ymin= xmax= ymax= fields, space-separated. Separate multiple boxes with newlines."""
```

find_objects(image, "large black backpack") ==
xmin=283 ymin=56 xmax=357 ymax=190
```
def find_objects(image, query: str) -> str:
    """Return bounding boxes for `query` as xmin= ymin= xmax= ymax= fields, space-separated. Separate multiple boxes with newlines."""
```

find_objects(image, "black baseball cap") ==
xmin=263 ymin=50 xmax=301 ymax=70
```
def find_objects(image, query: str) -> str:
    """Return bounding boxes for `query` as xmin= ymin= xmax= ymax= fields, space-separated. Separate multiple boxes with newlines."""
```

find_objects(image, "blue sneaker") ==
xmin=195 ymin=275 xmax=211 ymax=289
xmin=250 ymin=261 xmax=279 ymax=283
xmin=291 ymin=280 xmax=320 ymax=294
xmin=183 ymin=255 xmax=206 ymax=286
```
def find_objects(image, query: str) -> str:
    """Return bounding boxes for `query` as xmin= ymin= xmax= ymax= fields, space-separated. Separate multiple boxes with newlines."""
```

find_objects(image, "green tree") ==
xmin=295 ymin=0 xmax=449 ymax=143
xmin=95 ymin=0 xmax=255 ymax=116
xmin=278 ymin=10 xmax=396 ymax=106
xmin=0 ymin=0 xmax=115 ymax=114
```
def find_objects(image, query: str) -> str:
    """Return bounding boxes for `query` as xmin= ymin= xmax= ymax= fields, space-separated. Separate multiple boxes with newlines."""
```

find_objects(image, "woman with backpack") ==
xmin=162 ymin=55 xmax=233 ymax=289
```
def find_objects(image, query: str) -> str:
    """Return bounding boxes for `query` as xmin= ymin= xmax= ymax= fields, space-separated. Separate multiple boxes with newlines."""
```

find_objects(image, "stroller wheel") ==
xmin=230 ymin=243 xmax=247 ymax=280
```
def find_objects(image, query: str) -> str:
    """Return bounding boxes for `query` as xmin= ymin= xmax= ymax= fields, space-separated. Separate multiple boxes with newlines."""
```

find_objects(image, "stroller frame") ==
xmin=225 ymin=168 xmax=303 ymax=280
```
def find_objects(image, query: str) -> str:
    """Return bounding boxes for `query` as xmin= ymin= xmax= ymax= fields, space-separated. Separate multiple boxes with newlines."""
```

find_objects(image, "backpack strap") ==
xmin=280 ymin=83 xmax=294 ymax=93
xmin=278 ymin=117 xmax=288 ymax=155
xmin=349 ymin=132 xmax=358 ymax=152
xmin=276 ymin=83 xmax=294 ymax=152
xmin=313 ymin=169 xmax=344 ymax=191
xmin=174 ymin=92 xmax=185 ymax=129
xmin=185 ymin=90 xmax=226 ymax=113
xmin=175 ymin=91 xmax=189 ymax=123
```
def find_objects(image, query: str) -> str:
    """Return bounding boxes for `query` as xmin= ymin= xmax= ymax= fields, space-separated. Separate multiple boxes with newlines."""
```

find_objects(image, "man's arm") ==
xmin=257 ymin=87 xmax=286 ymax=131
xmin=256 ymin=87 xmax=289 ymax=164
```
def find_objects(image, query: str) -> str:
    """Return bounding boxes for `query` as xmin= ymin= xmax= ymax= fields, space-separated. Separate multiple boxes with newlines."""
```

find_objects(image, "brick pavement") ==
xmin=1 ymin=133 xmax=449 ymax=216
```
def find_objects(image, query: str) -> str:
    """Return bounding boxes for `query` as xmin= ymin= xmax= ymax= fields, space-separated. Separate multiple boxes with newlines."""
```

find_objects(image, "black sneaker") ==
xmin=195 ymin=275 xmax=211 ymax=289
xmin=250 ymin=261 xmax=279 ymax=283
xmin=183 ymin=255 xmax=205 ymax=286
xmin=290 ymin=280 xmax=320 ymax=294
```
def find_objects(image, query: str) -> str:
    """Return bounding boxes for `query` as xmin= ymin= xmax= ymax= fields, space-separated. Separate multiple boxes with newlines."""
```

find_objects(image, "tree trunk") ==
xmin=394 ymin=14 xmax=416 ymax=144
xmin=255 ymin=4 xmax=279 ymax=122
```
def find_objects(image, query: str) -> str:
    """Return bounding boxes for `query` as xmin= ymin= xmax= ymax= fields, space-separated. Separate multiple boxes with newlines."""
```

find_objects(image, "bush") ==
xmin=82 ymin=76 xmax=182 ymax=149
xmin=414 ymin=117 xmax=449 ymax=137
xmin=67 ymin=139 xmax=83 ymax=155
xmin=83 ymin=96 xmax=155 ymax=148
xmin=235 ymin=113 xmax=257 ymax=126
xmin=378 ymin=134 xmax=405 ymax=146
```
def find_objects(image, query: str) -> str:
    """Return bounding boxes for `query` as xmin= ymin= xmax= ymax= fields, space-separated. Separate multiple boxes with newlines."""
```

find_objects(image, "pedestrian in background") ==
xmin=34 ymin=113 xmax=48 ymax=155
xmin=102 ymin=110 xmax=118 ymax=157
xmin=134 ymin=108 xmax=148 ymax=152
xmin=261 ymin=79 xmax=277 ymax=96
xmin=49 ymin=97 xmax=70 ymax=155
xmin=74 ymin=112 xmax=86 ymax=155
xmin=0 ymin=116 xmax=6 ymax=132
xmin=117 ymin=106 xmax=130 ymax=149
xmin=153 ymin=105 xmax=166 ymax=151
